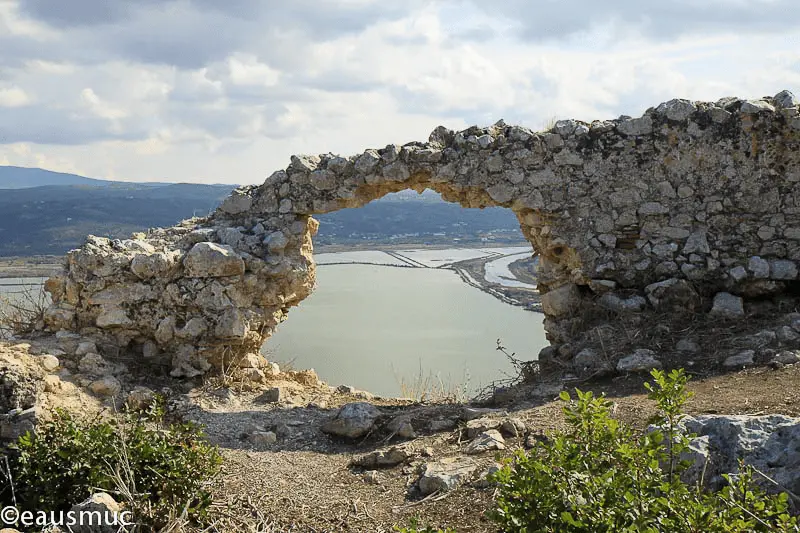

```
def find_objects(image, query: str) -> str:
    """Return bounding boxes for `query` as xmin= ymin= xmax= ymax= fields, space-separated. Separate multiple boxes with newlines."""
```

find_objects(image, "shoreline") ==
xmin=316 ymin=247 xmax=542 ymax=312
xmin=0 ymin=245 xmax=543 ymax=313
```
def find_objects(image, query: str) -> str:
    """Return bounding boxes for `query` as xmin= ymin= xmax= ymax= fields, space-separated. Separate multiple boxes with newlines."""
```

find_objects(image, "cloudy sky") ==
xmin=0 ymin=0 xmax=798 ymax=184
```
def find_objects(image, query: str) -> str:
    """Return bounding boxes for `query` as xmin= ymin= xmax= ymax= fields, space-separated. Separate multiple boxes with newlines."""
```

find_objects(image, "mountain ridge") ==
xmin=0 ymin=167 xmax=522 ymax=256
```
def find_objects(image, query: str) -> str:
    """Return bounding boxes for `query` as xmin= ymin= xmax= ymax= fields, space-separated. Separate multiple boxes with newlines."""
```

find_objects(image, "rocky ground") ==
xmin=3 ymin=324 xmax=800 ymax=532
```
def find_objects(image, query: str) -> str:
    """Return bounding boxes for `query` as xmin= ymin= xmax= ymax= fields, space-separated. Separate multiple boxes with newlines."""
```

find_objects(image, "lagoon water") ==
xmin=0 ymin=278 xmax=48 ymax=339
xmin=0 ymin=277 xmax=47 ymax=304
xmin=264 ymin=263 xmax=546 ymax=397
xmin=0 ymin=264 xmax=548 ymax=398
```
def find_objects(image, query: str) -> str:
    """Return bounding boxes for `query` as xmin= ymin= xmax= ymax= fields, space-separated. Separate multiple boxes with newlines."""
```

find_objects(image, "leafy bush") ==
xmin=489 ymin=369 xmax=799 ymax=533
xmin=1 ymin=403 xmax=222 ymax=528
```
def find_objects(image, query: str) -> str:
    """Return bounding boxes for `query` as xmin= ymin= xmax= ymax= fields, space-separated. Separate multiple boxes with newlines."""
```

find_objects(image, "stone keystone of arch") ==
xmin=42 ymin=90 xmax=800 ymax=378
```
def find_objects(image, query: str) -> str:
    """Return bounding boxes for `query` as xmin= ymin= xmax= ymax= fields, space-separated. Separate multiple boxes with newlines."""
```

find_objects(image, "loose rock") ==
xmin=352 ymin=446 xmax=410 ymax=468
xmin=616 ymin=349 xmax=662 ymax=373
xmin=88 ymin=376 xmax=121 ymax=397
xmin=418 ymin=457 xmax=479 ymax=495
xmin=68 ymin=492 xmax=121 ymax=533
xmin=249 ymin=431 xmax=277 ymax=446
xmin=709 ymin=292 xmax=745 ymax=318
xmin=322 ymin=402 xmax=380 ymax=439
xmin=723 ymin=350 xmax=755 ymax=368
xmin=386 ymin=415 xmax=416 ymax=439
xmin=465 ymin=430 xmax=506 ymax=454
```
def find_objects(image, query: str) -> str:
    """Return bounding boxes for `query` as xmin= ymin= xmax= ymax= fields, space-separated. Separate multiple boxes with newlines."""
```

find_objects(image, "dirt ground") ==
xmin=181 ymin=364 xmax=800 ymax=533
xmin=3 ymin=333 xmax=799 ymax=532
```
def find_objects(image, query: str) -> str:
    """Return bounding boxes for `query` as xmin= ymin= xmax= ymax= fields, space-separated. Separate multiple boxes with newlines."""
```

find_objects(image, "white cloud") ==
xmin=0 ymin=85 xmax=31 ymax=107
xmin=0 ymin=0 xmax=798 ymax=184
xmin=80 ymin=88 xmax=127 ymax=120
xmin=226 ymin=54 xmax=281 ymax=87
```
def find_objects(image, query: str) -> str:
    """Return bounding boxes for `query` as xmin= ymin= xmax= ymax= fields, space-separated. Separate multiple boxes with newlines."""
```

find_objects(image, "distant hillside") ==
xmin=0 ymin=182 xmax=234 ymax=256
xmin=0 ymin=167 xmax=523 ymax=256
xmin=315 ymin=194 xmax=522 ymax=245
xmin=0 ymin=166 xmax=117 ymax=189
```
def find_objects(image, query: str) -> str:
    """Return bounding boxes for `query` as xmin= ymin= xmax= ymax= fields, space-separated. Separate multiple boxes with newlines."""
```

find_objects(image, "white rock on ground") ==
xmin=418 ymin=457 xmax=479 ymax=495
xmin=352 ymin=446 xmax=410 ymax=468
xmin=461 ymin=407 xmax=507 ymax=421
xmin=37 ymin=353 xmax=60 ymax=371
xmin=249 ymin=431 xmax=277 ymax=446
xmin=465 ymin=417 xmax=504 ymax=438
xmin=500 ymin=417 xmax=527 ymax=437
xmin=321 ymin=402 xmax=380 ymax=439
xmin=616 ymin=349 xmax=662 ymax=373
xmin=465 ymin=430 xmax=506 ymax=454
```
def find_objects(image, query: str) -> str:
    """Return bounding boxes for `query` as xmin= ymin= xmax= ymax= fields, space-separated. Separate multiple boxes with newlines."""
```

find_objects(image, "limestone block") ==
xmin=541 ymin=283 xmax=581 ymax=317
xmin=183 ymin=242 xmax=245 ymax=278
xmin=418 ymin=457 xmax=479 ymax=495
xmin=709 ymin=292 xmax=744 ymax=318
xmin=655 ymin=99 xmax=697 ymax=121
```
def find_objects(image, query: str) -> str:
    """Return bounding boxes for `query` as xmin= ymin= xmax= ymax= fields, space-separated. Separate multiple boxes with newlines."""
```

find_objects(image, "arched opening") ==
xmin=263 ymin=188 xmax=546 ymax=397
xmin=40 ymin=94 xmax=800 ymax=384
xmin=43 ymin=122 xmax=596 ymax=380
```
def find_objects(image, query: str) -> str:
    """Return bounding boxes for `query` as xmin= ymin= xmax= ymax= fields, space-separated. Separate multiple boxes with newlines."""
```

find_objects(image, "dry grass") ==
xmin=394 ymin=362 xmax=470 ymax=403
xmin=0 ymin=281 xmax=48 ymax=338
xmin=540 ymin=116 xmax=559 ymax=132
xmin=473 ymin=339 xmax=543 ymax=402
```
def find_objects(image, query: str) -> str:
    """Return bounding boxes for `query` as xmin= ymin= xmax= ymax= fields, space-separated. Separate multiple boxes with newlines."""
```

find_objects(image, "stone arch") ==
xmin=43 ymin=91 xmax=800 ymax=378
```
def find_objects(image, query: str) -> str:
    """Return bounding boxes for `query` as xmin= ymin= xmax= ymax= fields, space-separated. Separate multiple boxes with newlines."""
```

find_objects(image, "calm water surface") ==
xmin=0 ymin=270 xmax=547 ymax=398
xmin=0 ymin=277 xmax=47 ymax=303
xmin=264 ymin=264 xmax=546 ymax=397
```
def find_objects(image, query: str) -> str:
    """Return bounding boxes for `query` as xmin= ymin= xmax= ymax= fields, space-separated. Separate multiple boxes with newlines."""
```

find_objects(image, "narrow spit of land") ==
xmin=316 ymin=244 xmax=541 ymax=312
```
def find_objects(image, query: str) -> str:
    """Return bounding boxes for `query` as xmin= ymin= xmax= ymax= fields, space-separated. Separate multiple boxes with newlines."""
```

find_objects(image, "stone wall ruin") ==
xmin=41 ymin=90 xmax=800 ymax=379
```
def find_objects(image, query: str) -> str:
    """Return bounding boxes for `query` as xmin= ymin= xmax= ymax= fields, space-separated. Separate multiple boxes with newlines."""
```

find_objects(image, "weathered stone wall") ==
xmin=41 ymin=90 xmax=800 ymax=377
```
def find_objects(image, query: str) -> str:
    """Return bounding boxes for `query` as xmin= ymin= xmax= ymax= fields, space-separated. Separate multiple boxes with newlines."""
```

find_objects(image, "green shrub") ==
xmin=1 ymin=403 xmax=222 ymax=528
xmin=489 ymin=369 xmax=799 ymax=533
